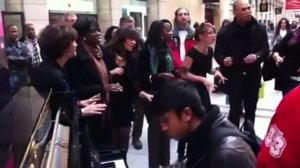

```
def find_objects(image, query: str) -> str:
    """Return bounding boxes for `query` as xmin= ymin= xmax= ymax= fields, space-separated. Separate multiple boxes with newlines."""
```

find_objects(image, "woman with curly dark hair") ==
xmin=32 ymin=24 xmax=106 ymax=119
xmin=271 ymin=18 xmax=291 ymax=49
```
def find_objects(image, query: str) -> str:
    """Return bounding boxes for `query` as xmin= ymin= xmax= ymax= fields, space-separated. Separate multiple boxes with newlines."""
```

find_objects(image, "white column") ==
xmin=23 ymin=0 xmax=48 ymax=33
xmin=97 ymin=0 xmax=126 ymax=35
xmin=220 ymin=0 xmax=233 ymax=21
xmin=5 ymin=0 xmax=23 ymax=11
xmin=97 ymin=0 xmax=114 ymax=34
xmin=147 ymin=0 xmax=168 ymax=27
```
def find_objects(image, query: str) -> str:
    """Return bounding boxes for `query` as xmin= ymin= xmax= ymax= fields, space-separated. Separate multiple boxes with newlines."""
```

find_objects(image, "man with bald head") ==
xmin=214 ymin=0 xmax=269 ymax=129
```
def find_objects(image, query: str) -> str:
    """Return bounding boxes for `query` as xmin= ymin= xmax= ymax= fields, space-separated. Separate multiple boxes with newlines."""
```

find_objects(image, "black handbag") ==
xmin=262 ymin=54 xmax=278 ymax=81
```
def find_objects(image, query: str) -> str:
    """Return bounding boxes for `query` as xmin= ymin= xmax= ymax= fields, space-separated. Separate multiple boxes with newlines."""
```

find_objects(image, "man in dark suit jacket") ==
xmin=214 ymin=0 xmax=269 ymax=129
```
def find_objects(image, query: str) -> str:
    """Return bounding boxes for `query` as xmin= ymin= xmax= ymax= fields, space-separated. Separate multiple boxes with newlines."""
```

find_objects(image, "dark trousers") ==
xmin=282 ymin=78 xmax=300 ymax=96
xmin=132 ymin=98 xmax=144 ymax=141
xmin=112 ymin=126 xmax=131 ymax=165
xmin=113 ymin=126 xmax=131 ymax=152
xmin=228 ymin=73 xmax=260 ymax=128
xmin=140 ymin=98 xmax=170 ymax=168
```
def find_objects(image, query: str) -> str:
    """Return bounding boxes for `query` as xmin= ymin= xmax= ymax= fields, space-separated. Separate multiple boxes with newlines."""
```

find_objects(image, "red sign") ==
xmin=286 ymin=0 xmax=300 ymax=10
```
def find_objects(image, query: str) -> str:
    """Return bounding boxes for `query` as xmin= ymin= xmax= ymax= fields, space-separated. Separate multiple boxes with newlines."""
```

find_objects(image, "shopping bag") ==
xmin=259 ymin=82 xmax=265 ymax=99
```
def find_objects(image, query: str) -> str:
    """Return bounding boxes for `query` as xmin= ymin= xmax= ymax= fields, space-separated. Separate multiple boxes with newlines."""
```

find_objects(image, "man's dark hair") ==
xmin=161 ymin=19 xmax=172 ymax=27
xmin=151 ymin=79 xmax=206 ymax=118
xmin=25 ymin=23 xmax=34 ymax=28
xmin=38 ymin=24 xmax=77 ymax=59
xmin=72 ymin=17 xmax=100 ymax=39
xmin=5 ymin=24 xmax=16 ymax=31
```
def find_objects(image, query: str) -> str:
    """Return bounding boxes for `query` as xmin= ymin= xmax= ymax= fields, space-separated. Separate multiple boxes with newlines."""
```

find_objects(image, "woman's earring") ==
xmin=83 ymin=37 xmax=86 ymax=41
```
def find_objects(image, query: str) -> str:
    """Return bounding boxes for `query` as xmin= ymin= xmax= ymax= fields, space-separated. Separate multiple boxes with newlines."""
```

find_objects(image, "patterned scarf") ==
xmin=83 ymin=43 xmax=110 ymax=103
xmin=148 ymin=45 xmax=173 ymax=74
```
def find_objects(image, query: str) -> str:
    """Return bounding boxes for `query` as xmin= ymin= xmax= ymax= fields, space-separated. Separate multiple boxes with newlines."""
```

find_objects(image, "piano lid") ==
xmin=18 ymin=90 xmax=53 ymax=168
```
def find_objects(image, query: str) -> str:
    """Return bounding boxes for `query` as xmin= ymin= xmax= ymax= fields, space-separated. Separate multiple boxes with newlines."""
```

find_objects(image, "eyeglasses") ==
xmin=66 ymin=19 xmax=77 ymax=22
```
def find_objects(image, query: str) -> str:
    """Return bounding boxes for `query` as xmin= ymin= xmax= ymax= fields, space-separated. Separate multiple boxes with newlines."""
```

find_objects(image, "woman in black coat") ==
xmin=65 ymin=18 xmax=122 ymax=151
xmin=31 ymin=24 xmax=106 ymax=119
xmin=103 ymin=27 xmax=140 ymax=158
xmin=272 ymin=27 xmax=300 ymax=95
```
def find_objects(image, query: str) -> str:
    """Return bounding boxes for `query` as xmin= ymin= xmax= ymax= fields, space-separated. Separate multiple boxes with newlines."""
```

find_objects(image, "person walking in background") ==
xmin=139 ymin=19 xmax=174 ymax=168
xmin=263 ymin=18 xmax=291 ymax=94
xmin=270 ymin=18 xmax=291 ymax=49
xmin=214 ymin=0 xmax=269 ymax=130
xmin=271 ymin=26 xmax=300 ymax=95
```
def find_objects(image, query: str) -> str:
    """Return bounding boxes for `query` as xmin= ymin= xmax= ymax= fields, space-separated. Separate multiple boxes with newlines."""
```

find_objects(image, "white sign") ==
xmin=48 ymin=0 xmax=96 ymax=13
